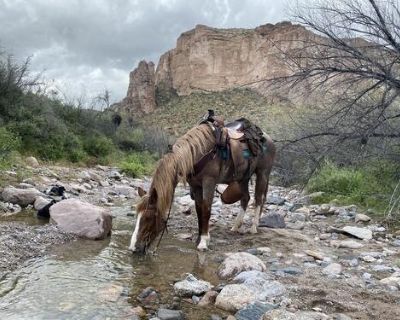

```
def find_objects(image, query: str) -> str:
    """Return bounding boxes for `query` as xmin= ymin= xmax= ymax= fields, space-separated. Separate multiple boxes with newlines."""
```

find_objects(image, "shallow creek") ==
xmin=0 ymin=205 xmax=224 ymax=320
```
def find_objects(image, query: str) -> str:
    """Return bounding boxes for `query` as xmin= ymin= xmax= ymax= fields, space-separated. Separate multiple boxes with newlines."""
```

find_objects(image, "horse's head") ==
xmin=129 ymin=187 xmax=166 ymax=254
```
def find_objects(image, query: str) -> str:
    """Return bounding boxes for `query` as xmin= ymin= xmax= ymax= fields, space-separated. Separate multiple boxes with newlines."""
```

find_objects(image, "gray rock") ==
xmin=267 ymin=196 xmax=285 ymax=206
xmin=235 ymin=302 xmax=276 ymax=320
xmin=342 ymin=226 xmax=373 ymax=240
xmin=330 ymin=240 xmax=364 ymax=249
xmin=50 ymin=198 xmax=112 ymax=240
xmin=372 ymin=265 xmax=393 ymax=272
xmin=322 ymin=263 xmax=342 ymax=276
xmin=210 ymin=315 xmax=222 ymax=320
xmin=263 ymin=309 xmax=330 ymax=320
xmin=259 ymin=213 xmax=286 ymax=228
xmin=234 ymin=270 xmax=285 ymax=300
xmin=218 ymin=252 xmax=266 ymax=279
xmin=215 ymin=284 xmax=256 ymax=312
xmin=173 ymin=273 xmax=212 ymax=297
xmin=355 ymin=213 xmax=371 ymax=223
xmin=198 ymin=290 xmax=218 ymax=306
xmin=281 ymin=267 xmax=303 ymax=275
xmin=34 ymin=196 xmax=52 ymax=210
xmin=114 ymin=185 xmax=136 ymax=198
xmin=1 ymin=187 xmax=43 ymax=207
xmin=157 ymin=308 xmax=184 ymax=320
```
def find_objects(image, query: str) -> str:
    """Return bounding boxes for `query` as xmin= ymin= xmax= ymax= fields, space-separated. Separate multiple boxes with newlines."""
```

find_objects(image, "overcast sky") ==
xmin=0 ymin=0 xmax=288 ymax=104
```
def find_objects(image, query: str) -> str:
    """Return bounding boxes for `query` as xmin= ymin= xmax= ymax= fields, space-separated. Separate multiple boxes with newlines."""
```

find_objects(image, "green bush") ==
xmin=307 ymin=161 xmax=400 ymax=213
xmin=84 ymin=136 xmax=115 ymax=158
xmin=119 ymin=152 xmax=156 ymax=178
xmin=0 ymin=127 xmax=20 ymax=157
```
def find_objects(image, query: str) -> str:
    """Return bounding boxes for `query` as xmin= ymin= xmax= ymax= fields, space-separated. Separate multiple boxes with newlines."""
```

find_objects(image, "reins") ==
xmin=153 ymin=172 xmax=177 ymax=254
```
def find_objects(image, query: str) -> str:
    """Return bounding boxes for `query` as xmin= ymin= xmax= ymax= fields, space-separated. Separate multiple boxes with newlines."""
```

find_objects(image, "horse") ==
xmin=129 ymin=119 xmax=275 ymax=254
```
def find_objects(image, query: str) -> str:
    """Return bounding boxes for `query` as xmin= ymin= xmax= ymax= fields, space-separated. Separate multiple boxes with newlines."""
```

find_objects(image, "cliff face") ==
xmin=113 ymin=60 xmax=156 ymax=115
xmin=114 ymin=22 xmax=316 ymax=114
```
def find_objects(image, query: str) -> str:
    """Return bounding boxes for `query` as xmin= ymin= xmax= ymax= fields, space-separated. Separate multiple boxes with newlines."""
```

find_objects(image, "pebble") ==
xmin=322 ymin=263 xmax=342 ymax=276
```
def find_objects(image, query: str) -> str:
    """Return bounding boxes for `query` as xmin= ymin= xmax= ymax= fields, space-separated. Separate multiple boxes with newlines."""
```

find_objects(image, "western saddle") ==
xmin=199 ymin=110 xmax=266 ymax=176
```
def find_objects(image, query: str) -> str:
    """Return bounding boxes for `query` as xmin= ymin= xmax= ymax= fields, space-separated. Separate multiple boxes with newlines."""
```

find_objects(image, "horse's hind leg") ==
xmin=251 ymin=171 xmax=269 ymax=234
xmin=192 ymin=186 xmax=204 ymax=246
xmin=231 ymin=181 xmax=250 ymax=232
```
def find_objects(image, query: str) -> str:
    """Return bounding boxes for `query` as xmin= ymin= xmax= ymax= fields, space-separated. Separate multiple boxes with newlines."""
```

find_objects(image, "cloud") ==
xmin=0 ymin=0 xmax=288 ymax=103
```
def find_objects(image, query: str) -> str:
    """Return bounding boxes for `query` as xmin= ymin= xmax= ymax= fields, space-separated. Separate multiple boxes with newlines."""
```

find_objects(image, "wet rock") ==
xmin=157 ymin=308 xmax=184 ymax=320
xmin=137 ymin=287 xmax=160 ymax=304
xmin=259 ymin=213 xmax=286 ymax=228
xmin=355 ymin=213 xmax=371 ymax=223
xmin=1 ymin=187 xmax=43 ymax=207
xmin=330 ymin=240 xmax=364 ymax=249
xmin=215 ymin=284 xmax=256 ymax=312
xmin=218 ymin=252 xmax=266 ymax=279
xmin=322 ymin=263 xmax=342 ymax=276
xmin=235 ymin=302 xmax=276 ymax=320
xmin=25 ymin=156 xmax=39 ymax=167
xmin=50 ymin=199 xmax=112 ymax=240
xmin=198 ymin=290 xmax=218 ymax=306
xmin=173 ymin=273 xmax=212 ymax=297
xmin=97 ymin=284 xmax=124 ymax=302
xmin=34 ymin=196 xmax=52 ymax=210
xmin=342 ymin=226 xmax=372 ymax=240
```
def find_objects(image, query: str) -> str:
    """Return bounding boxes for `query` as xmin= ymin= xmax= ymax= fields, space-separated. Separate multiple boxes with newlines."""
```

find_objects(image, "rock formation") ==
xmin=114 ymin=22 xmax=317 ymax=115
xmin=113 ymin=60 xmax=156 ymax=115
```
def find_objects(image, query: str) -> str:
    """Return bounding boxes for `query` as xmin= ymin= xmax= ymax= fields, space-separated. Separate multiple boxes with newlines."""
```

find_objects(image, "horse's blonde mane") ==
xmin=137 ymin=124 xmax=215 ymax=219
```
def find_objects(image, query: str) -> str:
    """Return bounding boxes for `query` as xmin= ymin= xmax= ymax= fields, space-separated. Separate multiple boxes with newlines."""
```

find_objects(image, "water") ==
xmin=0 ymin=205 xmax=222 ymax=319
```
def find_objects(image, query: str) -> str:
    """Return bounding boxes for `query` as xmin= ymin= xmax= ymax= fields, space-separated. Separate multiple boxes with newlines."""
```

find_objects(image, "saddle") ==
xmin=201 ymin=111 xmax=266 ymax=176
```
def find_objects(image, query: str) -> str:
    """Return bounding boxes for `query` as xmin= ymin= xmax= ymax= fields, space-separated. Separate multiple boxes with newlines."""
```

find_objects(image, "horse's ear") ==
xmin=137 ymin=187 xmax=147 ymax=197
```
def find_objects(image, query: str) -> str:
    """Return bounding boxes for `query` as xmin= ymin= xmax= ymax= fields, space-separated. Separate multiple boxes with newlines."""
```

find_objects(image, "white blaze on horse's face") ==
xmin=129 ymin=213 xmax=142 ymax=252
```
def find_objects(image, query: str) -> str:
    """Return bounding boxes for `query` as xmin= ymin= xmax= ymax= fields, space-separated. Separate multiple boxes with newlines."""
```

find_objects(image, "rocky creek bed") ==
xmin=1 ymin=163 xmax=400 ymax=319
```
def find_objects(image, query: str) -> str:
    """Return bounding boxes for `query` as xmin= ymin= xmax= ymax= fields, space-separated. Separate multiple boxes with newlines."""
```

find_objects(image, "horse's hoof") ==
xmin=197 ymin=244 xmax=209 ymax=251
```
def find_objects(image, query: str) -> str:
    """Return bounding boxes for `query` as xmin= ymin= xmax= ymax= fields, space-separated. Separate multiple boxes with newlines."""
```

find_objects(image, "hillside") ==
xmin=139 ymin=88 xmax=294 ymax=139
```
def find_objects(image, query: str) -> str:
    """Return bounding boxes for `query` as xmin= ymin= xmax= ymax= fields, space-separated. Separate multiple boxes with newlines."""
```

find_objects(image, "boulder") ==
xmin=34 ymin=196 xmax=52 ymax=210
xmin=25 ymin=156 xmax=39 ymax=167
xmin=173 ymin=273 xmax=212 ymax=297
xmin=259 ymin=213 xmax=286 ymax=228
xmin=215 ymin=284 xmax=256 ymax=312
xmin=198 ymin=290 xmax=218 ymax=306
xmin=49 ymin=198 xmax=112 ymax=240
xmin=1 ymin=187 xmax=42 ymax=207
xmin=342 ymin=226 xmax=372 ymax=240
xmin=234 ymin=270 xmax=286 ymax=300
xmin=218 ymin=252 xmax=266 ymax=279
xmin=235 ymin=302 xmax=276 ymax=320
xmin=157 ymin=308 xmax=184 ymax=320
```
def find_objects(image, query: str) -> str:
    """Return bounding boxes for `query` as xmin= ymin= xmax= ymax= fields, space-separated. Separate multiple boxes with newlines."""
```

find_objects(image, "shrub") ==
xmin=83 ymin=136 xmax=115 ymax=158
xmin=307 ymin=161 xmax=400 ymax=213
xmin=0 ymin=127 xmax=20 ymax=158
xmin=119 ymin=152 xmax=156 ymax=178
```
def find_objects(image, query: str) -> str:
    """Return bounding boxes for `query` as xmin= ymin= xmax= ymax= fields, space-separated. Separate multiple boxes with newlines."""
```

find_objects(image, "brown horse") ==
xmin=129 ymin=120 xmax=275 ymax=253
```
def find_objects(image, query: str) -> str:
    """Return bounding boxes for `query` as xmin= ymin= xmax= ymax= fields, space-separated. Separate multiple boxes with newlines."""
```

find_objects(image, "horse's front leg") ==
xmin=197 ymin=178 xmax=216 ymax=251
xmin=192 ymin=186 xmax=203 ymax=247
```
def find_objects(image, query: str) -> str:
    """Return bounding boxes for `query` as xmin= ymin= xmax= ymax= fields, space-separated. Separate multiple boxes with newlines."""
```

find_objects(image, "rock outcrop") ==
xmin=113 ymin=60 xmax=156 ymax=115
xmin=114 ymin=22 xmax=318 ymax=114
